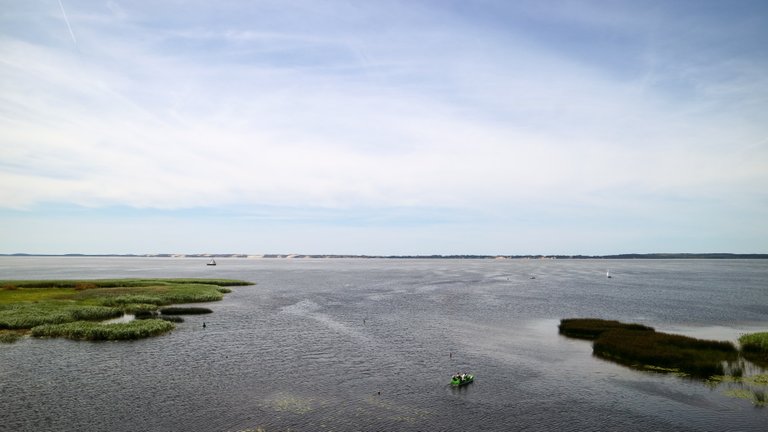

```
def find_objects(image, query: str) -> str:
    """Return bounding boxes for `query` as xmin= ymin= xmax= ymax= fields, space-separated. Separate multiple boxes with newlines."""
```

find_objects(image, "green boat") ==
xmin=450 ymin=374 xmax=474 ymax=386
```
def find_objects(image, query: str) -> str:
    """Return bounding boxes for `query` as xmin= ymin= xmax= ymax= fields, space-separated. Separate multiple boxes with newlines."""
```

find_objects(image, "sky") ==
xmin=1 ymin=0 xmax=767 ymax=255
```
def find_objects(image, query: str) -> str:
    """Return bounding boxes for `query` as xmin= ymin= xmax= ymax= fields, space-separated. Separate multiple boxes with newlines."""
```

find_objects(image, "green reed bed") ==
xmin=1 ymin=278 xmax=252 ymax=290
xmin=160 ymin=306 xmax=213 ymax=315
xmin=558 ymin=318 xmax=654 ymax=340
xmin=593 ymin=329 xmax=737 ymax=377
xmin=31 ymin=319 xmax=175 ymax=341
xmin=0 ymin=278 xmax=252 ymax=342
xmin=0 ymin=330 xmax=24 ymax=343
xmin=0 ymin=304 xmax=122 ymax=329
xmin=739 ymin=332 xmax=768 ymax=364
xmin=560 ymin=318 xmax=738 ymax=378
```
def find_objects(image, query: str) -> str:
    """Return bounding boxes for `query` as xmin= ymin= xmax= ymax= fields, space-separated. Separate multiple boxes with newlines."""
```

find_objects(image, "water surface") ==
xmin=1 ymin=257 xmax=766 ymax=431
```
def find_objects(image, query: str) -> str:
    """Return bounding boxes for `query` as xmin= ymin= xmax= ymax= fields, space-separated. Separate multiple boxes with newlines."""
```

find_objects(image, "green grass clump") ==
xmin=0 ymin=330 xmax=24 ymax=343
xmin=100 ymin=295 xmax=165 ymax=307
xmin=0 ymin=278 xmax=253 ymax=289
xmin=558 ymin=318 xmax=654 ymax=340
xmin=160 ymin=306 xmax=213 ymax=315
xmin=593 ymin=328 xmax=737 ymax=378
xmin=739 ymin=332 xmax=768 ymax=364
xmin=0 ymin=304 xmax=122 ymax=329
xmin=31 ymin=319 xmax=175 ymax=341
xmin=560 ymin=318 xmax=738 ymax=378
xmin=739 ymin=332 xmax=768 ymax=353
xmin=0 ymin=278 xmax=252 ymax=341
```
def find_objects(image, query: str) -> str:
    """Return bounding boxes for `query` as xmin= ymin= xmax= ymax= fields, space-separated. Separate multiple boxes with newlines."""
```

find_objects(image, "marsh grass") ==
xmin=31 ymin=319 xmax=175 ymax=341
xmin=160 ymin=306 xmax=213 ymax=315
xmin=560 ymin=318 xmax=738 ymax=378
xmin=0 ymin=278 xmax=251 ymax=341
xmin=1 ymin=278 xmax=253 ymax=289
xmin=739 ymin=332 xmax=768 ymax=364
xmin=0 ymin=304 xmax=122 ymax=329
xmin=593 ymin=329 xmax=737 ymax=377
xmin=0 ymin=330 xmax=24 ymax=343
xmin=558 ymin=318 xmax=654 ymax=340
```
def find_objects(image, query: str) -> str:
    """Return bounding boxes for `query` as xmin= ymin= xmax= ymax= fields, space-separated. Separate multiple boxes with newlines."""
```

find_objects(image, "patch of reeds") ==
xmin=100 ymin=295 xmax=165 ymax=307
xmin=122 ymin=304 xmax=159 ymax=316
xmin=593 ymin=328 xmax=737 ymax=378
xmin=558 ymin=318 xmax=654 ymax=340
xmin=31 ymin=319 xmax=175 ymax=341
xmin=160 ymin=306 xmax=213 ymax=315
xmin=0 ymin=330 xmax=24 ymax=343
xmin=739 ymin=332 xmax=768 ymax=365
xmin=0 ymin=304 xmax=122 ymax=329
xmin=0 ymin=278 xmax=251 ymax=340
xmin=560 ymin=318 xmax=738 ymax=378
xmin=0 ymin=278 xmax=253 ymax=289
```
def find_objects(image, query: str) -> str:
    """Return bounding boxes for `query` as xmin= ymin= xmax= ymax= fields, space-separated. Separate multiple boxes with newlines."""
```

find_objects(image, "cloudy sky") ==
xmin=1 ymin=0 xmax=766 ymax=255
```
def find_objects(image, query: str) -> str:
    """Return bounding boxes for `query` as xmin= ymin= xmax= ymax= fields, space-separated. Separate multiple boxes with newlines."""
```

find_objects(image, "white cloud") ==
xmin=1 ymin=0 xmax=766 ymax=253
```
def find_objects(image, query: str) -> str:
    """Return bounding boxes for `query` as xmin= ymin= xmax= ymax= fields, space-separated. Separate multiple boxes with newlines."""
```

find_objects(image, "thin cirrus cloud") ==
xmin=0 ymin=0 xmax=766 ymax=254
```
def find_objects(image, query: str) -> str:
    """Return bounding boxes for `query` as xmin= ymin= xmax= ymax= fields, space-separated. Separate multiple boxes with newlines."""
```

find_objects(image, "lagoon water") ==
xmin=1 ymin=257 xmax=767 ymax=431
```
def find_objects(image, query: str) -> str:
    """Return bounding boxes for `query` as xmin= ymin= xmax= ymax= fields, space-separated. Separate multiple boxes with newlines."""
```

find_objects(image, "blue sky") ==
xmin=1 ymin=0 xmax=767 ymax=255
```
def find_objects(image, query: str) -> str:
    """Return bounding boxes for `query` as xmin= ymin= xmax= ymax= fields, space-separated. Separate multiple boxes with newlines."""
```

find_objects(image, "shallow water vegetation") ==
xmin=708 ymin=373 xmax=768 ymax=407
xmin=160 ymin=306 xmax=212 ymax=315
xmin=594 ymin=329 xmax=737 ymax=378
xmin=0 ymin=304 xmax=122 ymax=329
xmin=31 ymin=319 xmax=175 ymax=341
xmin=560 ymin=318 xmax=738 ymax=378
xmin=0 ymin=330 xmax=24 ymax=343
xmin=558 ymin=318 xmax=654 ymax=340
xmin=739 ymin=332 xmax=768 ymax=364
xmin=0 ymin=278 xmax=252 ymax=342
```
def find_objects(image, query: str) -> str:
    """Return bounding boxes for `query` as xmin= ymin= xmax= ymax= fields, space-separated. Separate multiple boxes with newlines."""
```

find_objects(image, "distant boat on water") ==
xmin=606 ymin=269 xmax=612 ymax=278
xmin=207 ymin=259 xmax=217 ymax=266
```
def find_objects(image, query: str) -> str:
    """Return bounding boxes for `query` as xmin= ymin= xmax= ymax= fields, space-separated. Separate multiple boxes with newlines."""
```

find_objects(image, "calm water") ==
xmin=1 ymin=257 xmax=767 ymax=431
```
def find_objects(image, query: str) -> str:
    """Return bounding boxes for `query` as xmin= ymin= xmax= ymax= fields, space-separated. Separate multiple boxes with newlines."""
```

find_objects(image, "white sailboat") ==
xmin=207 ymin=258 xmax=217 ymax=266
xmin=606 ymin=269 xmax=612 ymax=278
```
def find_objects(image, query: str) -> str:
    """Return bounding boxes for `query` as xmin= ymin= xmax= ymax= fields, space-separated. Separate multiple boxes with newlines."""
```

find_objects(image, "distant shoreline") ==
xmin=2 ymin=253 xmax=767 ymax=259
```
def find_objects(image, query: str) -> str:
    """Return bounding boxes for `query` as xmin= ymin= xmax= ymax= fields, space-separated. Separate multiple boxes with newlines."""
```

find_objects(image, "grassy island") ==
xmin=0 ymin=278 xmax=252 ymax=342
xmin=561 ymin=319 xmax=768 ymax=407
xmin=559 ymin=318 xmax=738 ymax=377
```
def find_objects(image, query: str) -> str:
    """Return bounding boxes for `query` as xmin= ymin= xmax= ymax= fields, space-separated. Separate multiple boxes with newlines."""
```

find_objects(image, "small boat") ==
xmin=450 ymin=373 xmax=474 ymax=386
xmin=207 ymin=259 xmax=217 ymax=266
xmin=606 ymin=269 xmax=612 ymax=278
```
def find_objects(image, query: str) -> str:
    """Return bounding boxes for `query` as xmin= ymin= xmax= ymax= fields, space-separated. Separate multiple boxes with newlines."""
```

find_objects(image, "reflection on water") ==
xmin=1 ymin=257 xmax=767 ymax=431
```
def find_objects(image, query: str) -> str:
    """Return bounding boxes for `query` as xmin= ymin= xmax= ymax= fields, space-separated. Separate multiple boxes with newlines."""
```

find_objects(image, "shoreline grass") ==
xmin=0 ymin=278 xmax=252 ymax=342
